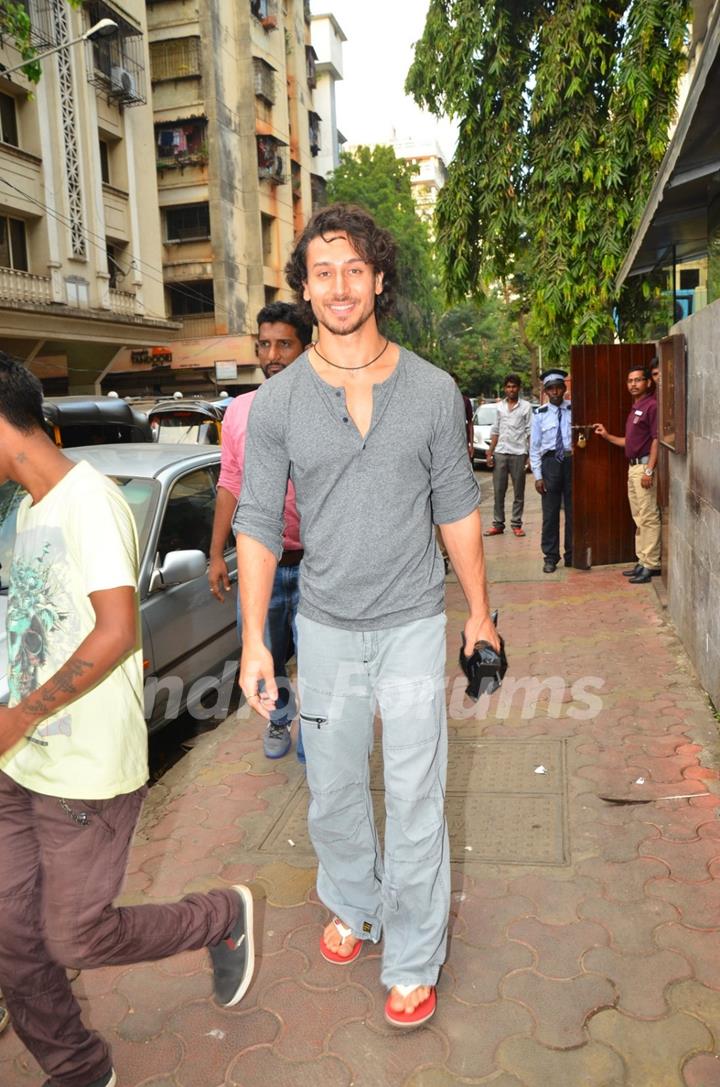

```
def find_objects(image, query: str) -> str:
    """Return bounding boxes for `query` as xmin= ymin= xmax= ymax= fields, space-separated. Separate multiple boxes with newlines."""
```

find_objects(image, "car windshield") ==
xmin=473 ymin=405 xmax=498 ymax=425
xmin=151 ymin=415 xmax=221 ymax=445
xmin=0 ymin=476 xmax=158 ymax=593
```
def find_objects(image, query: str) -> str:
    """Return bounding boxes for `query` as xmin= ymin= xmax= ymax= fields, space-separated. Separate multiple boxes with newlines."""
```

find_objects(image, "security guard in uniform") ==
xmin=529 ymin=370 xmax=573 ymax=573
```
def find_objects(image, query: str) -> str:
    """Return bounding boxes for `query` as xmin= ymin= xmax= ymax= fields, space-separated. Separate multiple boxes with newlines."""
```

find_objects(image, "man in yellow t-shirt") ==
xmin=0 ymin=353 xmax=254 ymax=1087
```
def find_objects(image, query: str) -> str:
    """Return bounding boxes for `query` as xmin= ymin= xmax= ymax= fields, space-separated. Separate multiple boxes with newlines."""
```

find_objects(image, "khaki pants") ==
xmin=627 ymin=464 xmax=661 ymax=568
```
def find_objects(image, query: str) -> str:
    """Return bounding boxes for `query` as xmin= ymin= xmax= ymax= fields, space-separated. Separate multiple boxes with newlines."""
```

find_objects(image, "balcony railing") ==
xmin=109 ymin=288 xmax=137 ymax=316
xmin=0 ymin=266 xmax=52 ymax=305
xmin=178 ymin=313 xmax=217 ymax=338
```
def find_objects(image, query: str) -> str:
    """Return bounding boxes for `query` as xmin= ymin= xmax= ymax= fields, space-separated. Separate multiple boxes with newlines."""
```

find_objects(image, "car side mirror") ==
xmin=149 ymin=549 xmax=207 ymax=592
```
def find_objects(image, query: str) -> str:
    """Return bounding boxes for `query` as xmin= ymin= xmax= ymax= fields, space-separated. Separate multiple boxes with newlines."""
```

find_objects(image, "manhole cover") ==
xmin=257 ymin=740 xmax=568 ymax=866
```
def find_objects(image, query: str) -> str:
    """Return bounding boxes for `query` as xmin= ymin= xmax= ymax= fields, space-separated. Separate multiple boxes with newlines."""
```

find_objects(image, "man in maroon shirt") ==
xmin=594 ymin=366 xmax=660 ymax=583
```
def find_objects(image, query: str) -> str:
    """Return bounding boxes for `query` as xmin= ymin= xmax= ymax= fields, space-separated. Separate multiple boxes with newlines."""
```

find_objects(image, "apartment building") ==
xmin=0 ymin=0 xmax=174 ymax=392
xmin=391 ymin=138 xmax=448 ymax=234
xmin=310 ymin=12 xmax=345 ymax=180
xmin=105 ymin=0 xmax=327 ymax=397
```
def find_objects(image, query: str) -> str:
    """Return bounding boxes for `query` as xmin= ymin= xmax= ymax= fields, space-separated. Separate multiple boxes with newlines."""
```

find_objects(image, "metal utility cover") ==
xmin=258 ymin=739 xmax=569 ymax=866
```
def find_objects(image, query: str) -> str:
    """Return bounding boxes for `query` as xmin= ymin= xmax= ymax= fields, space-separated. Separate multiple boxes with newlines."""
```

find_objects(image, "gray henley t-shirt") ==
xmin=233 ymin=346 xmax=480 ymax=630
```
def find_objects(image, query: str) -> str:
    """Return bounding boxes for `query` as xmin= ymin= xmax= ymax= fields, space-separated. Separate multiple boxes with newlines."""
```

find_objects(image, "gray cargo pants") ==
xmin=296 ymin=612 xmax=449 ymax=989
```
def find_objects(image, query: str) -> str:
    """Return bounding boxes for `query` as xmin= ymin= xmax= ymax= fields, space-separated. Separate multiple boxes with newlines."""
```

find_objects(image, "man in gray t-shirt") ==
xmin=234 ymin=203 xmax=500 ymax=1030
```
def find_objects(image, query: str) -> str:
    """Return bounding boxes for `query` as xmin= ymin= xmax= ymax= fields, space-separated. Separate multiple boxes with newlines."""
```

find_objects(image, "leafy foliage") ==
xmin=407 ymin=0 xmax=690 ymax=362
xmin=326 ymin=145 xmax=438 ymax=357
xmin=437 ymin=294 xmax=533 ymax=397
xmin=0 ymin=0 xmax=81 ymax=83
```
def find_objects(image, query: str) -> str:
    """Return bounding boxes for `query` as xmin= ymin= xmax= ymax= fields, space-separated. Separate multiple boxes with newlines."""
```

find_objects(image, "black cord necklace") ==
xmin=313 ymin=338 xmax=389 ymax=371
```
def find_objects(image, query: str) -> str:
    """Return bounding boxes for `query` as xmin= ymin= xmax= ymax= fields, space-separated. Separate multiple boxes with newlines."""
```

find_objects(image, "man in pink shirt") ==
xmin=209 ymin=303 xmax=312 ymax=758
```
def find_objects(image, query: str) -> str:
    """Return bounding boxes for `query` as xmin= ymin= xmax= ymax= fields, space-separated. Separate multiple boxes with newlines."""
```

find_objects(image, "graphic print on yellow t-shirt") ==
xmin=1 ymin=461 xmax=148 ymax=799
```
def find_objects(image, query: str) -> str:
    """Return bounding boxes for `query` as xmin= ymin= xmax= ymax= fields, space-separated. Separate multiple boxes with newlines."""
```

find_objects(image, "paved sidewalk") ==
xmin=3 ymin=484 xmax=720 ymax=1087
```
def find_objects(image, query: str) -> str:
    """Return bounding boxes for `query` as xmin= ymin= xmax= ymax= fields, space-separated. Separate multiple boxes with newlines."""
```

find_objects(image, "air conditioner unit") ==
xmin=110 ymin=66 xmax=136 ymax=98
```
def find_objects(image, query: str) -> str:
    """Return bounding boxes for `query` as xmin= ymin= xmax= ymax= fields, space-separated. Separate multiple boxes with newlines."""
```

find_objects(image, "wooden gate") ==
xmin=570 ymin=343 xmax=656 ymax=568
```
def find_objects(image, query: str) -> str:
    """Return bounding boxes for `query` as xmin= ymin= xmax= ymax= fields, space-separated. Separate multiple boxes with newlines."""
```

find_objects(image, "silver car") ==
xmin=0 ymin=445 xmax=239 ymax=732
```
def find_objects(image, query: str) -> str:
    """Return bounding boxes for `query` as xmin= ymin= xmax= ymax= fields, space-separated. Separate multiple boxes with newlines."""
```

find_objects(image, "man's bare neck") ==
xmin=10 ymin=435 xmax=75 ymax=505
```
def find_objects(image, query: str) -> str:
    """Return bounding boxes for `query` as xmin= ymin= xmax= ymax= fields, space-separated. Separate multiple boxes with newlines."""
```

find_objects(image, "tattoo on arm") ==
xmin=25 ymin=658 xmax=94 ymax=718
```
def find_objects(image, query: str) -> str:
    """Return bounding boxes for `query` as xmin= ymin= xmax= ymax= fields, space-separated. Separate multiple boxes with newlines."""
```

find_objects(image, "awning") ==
xmin=617 ymin=4 xmax=720 ymax=283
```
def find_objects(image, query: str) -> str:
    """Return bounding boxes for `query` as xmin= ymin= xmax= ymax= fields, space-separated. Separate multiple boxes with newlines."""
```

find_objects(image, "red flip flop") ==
xmin=384 ymin=986 xmax=437 ymax=1028
xmin=511 ymin=526 xmax=526 ymax=537
xmin=319 ymin=918 xmax=362 ymax=965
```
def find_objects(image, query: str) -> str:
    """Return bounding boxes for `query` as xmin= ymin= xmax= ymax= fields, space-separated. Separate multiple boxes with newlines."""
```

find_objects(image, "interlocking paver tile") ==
xmin=649 ymin=877 xmax=720 ymax=929
xmin=437 ymin=997 xmax=533 ymax=1079
xmin=588 ymin=1008 xmax=713 ymax=1087
xmin=507 ymin=918 xmax=609 ymax=978
xmin=261 ymin=978 xmax=370 ymax=1059
xmin=259 ymin=900 xmax=328 ymax=955
xmin=115 ymin=965 xmax=212 ymax=1041
xmin=496 ymin=1035 xmax=625 ymax=1087
xmin=683 ymin=1053 xmax=720 ymax=1087
xmin=139 ymin=856 xmax=226 ymax=899
xmin=446 ymin=936 xmax=533 ymax=1003
xmin=405 ymin=1070 xmax=524 ymax=1087
xmin=506 ymin=873 xmax=601 ymax=923
xmin=501 ymin=971 xmax=616 ymax=1048
xmin=254 ymin=862 xmax=316 ymax=906
xmin=453 ymin=894 xmax=534 ymax=948
xmin=578 ymin=896 xmax=679 ymax=953
xmin=286 ymin=921 xmax=381 ymax=991
xmin=167 ymin=1002 xmax=280 ymax=1087
xmin=229 ymin=1046 xmax=352 ymax=1087
xmin=669 ymin=979 xmax=720 ymax=1040
xmin=103 ymin=1034 xmax=183 ymax=1085
xmin=328 ymin=1020 xmax=447 ymax=1086
xmin=577 ymin=857 xmax=670 ymax=901
xmin=657 ymin=925 xmax=720 ymax=989
xmin=583 ymin=947 xmax=692 ymax=1017
xmin=572 ymin=819 xmax=659 ymax=863
xmin=640 ymin=837 xmax=720 ymax=881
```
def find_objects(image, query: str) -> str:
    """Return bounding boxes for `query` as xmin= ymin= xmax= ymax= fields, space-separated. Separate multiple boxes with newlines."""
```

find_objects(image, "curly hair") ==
xmin=285 ymin=203 xmax=397 ymax=323
xmin=255 ymin=301 xmax=313 ymax=346
xmin=0 ymin=351 xmax=44 ymax=432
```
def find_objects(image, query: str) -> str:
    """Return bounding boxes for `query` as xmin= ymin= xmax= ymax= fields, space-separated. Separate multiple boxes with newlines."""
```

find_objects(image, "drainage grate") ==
xmin=258 ymin=739 xmax=569 ymax=866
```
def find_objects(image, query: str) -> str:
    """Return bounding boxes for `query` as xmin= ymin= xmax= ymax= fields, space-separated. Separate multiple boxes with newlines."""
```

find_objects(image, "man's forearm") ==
xmin=237 ymin=534 xmax=278 ymax=643
xmin=210 ymin=486 xmax=238 ymax=560
xmin=647 ymin=437 xmax=658 ymax=472
xmin=439 ymin=509 xmax=492 ymax=619
xmin=605 ymin=433 xmax=625 ymax=448
xmin=16 ymin=613 xmax=136 ymax=731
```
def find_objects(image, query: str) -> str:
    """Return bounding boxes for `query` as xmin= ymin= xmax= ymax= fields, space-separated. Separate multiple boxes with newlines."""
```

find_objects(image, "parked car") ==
xmin=42 ymin=396 xmax=153 ymax=447
xmin=472 ymin=403 xmax=499 ymax=468
xmin=148 ymin=399 xmax=225 ymax=446
xmin=0 ymin=445 xmax=238 ymax=729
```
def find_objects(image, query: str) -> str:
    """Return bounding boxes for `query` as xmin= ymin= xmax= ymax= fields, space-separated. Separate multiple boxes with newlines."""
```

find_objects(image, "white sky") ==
xmin=310 ymin=0 xmax=457 ymax=163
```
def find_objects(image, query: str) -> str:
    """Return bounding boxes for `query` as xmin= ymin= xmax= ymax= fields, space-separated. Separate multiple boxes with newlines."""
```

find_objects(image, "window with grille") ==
xmin=253 ymin=57 xmax=276 ymax=104
xmin=0 ymin=94 xmax=19 ymax=148
xmin=149 ymin=37 xmax=201 ymax=82
xmin=0 ymin=216 xmax=28 ymax=271
xmin=99 ymin=139 xmax=110 ymax=184
xmin=168 ymin=280 xmax=214 ymax=316
xmin=165 ymin=203 xmax=211 ymax=242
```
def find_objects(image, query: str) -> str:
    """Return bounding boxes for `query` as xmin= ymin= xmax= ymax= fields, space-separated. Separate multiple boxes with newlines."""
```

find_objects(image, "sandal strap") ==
xmin=394 ymin=983 xmax=421 ymax=997
xmin=332 ymin=917 xmax=353 ymax=942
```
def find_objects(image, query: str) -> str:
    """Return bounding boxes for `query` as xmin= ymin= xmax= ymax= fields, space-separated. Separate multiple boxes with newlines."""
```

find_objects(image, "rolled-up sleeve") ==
xmin=529 ymin=412 xmax=543 ymax=478
xmin=430 ymin=384 xmax=480 ymax=524
xmin=232 ymin=387 xmax=289 ymax=560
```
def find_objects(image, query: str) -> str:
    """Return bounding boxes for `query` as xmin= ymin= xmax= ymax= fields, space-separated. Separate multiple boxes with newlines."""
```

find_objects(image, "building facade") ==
xmin=106 ymin=0 xmax=325 ymax=397
xmin=0 ymin=0 xmax=174 ymax=392
xmin=310 ymin=12 xmax=345 ymax=180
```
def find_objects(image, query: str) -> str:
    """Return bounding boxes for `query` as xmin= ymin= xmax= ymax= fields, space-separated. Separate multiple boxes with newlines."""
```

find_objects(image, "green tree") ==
xmin=326 ymin=145 xmax=438 ymax=357
xmin=1 ymin=0 xmax=81 ymax=83
xmin=407 ymin=0 xmax=690 ymax=363
xmin=437 ymin=294 xmax=532 ymax=398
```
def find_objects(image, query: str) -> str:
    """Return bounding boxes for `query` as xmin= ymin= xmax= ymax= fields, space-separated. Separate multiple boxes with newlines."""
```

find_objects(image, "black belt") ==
xmin=629 ymin=455 xmax=650 ymax=465
xmin=278 ymin=549 xmax=303 ymax=567
xmin=542 ymin=450 xmax=572 ymax=458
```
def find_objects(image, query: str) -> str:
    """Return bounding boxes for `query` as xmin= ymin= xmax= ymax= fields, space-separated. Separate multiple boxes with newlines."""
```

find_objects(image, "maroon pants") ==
xmin=0 ymin=771 xmax=239 ymax=1087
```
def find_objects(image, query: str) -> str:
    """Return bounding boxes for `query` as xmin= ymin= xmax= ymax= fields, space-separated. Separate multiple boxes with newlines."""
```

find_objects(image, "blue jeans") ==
xmin=237 ymin=564 xmax=299 ymax=728
xmin=296 ymin=612 xmax=449 ymax=989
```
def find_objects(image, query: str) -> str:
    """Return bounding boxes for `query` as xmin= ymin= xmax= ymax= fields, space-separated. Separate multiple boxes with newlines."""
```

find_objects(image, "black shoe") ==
xmin=564 ymin=557 xmax=572 ymax=568
xmin=629 ymin=566 xmax=653 ymax=583
xmin=649 ymin=568 xmax=662 ymax=577
xmin=543 ymin=561 xmax=557 ymax=573
xmin=209 ymin=885 xmax=255 ymax=1007
xmin=622 ymin=564 xmax=642 ymax=578
xmin=43 ymin=1070 xmax=115 ymax=1087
